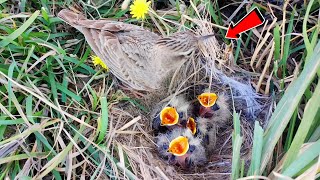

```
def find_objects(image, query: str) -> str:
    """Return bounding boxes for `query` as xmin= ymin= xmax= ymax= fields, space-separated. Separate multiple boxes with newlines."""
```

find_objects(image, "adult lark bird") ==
xmin=58 ymin=9 xmax=204 ymax=92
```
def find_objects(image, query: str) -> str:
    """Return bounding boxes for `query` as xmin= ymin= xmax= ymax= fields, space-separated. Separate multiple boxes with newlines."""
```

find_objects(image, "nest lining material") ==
xmin=104 ymin=21 xmax=271 ymax=179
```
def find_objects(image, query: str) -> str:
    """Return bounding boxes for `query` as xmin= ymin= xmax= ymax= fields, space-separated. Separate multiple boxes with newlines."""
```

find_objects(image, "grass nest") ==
xmin=92 ymin=16 xmax=271 ymax=179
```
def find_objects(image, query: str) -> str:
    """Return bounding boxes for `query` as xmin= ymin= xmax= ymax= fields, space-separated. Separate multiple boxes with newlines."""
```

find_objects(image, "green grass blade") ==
xmin=280 ymin=10 xmax=294 ymax=80
xmin=261 ymin=40 xmax=320 ymax=173
xmin=240 ymin=159 xmax=245 ymax=178
xmin=244 ymin=30 xmax=253 ymax=48
xmin=97 ymin=97 xmax=109 ymax=143
xmin=18 ymin=45 xmax=34 ymax=81
xmin=56 ymin=83 xmax=81 ymax=102
xmin=0 ymin=124 xmax=42 ymax=146
xmin=284 ymin=109 xmax=298 ymax=151
xmin=282 ymin=139 xmax=320 ymax=177
xmin=47 ymin=57 xmax=58 ymax=103
xmin=26 ymin=95 xmax=35 ymax=124
xmin=304 ymin=0 xmax=320 ymax=67
xmin=35 ymin=123 xmax=86 ymax=179
xmin=204 ymin=0 xmax=226 ymax=41
xmin=34 ymin=132 xmax=57 ymax=155
xmin=0 ymin=118 xmax=25 ymax=125
xmin=7 ymin=61 xmax=16 ymax=112
xmin=0 ymin=0 xmax=9 ymax=4
xmin=308 ymin=121 xmax=320 ymax=142
xmin=121 ymin=97 xmax=149 ymax=113
xmin=61 ymin=73 xmax=68 ymax=103
xmin=233 ymin=111 xmax=241 ymax=136
xmin=303 ymin=0 xmax=315 ymax=56
xmin=273 ymin=24 xmax=280 ymax=61
xmin=0 ymin=10 xmax=40 ymax=47
xmin=234 ymin=38 xmax=241 ymax=64
xmin=282 ymin=81 xmax=320 ymax=170
xmin=231 ymin=111 xmax=242 ymax=180
xmin=0 ymin=152 xmax=49 ymax=165
xmin=248 ymin=121 xmax=264 ymax=176
xmin=231 ymin=134 xmax=242 ymax=180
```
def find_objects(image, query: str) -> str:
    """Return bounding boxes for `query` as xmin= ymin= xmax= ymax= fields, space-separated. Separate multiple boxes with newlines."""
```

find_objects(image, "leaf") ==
xmin=260 ymin=40 xmax=320 ymax=173
xmin=231 ymin=111 xmax=242 ymax=180
xmin=232 ymin=134 xmax=243 ymax=180
xmin=282 ymin=81 xmax=320 ymax=170
xmin=41 ymin=7 xmax=49 ymax=22
xmin=282 ymin=140 xmax=320 ymax=177
xmin=0 ymin=0 xmax=8 ymax=4
xmin=273 ymin=24 xmax=280 ymax=61
xmin=26 ymin=95 xmax=35 ymax=124
xmin=0 ymin=11 xmax=40 ymax=47
xmin=0 ymin=152 xmax=48 ymax=165
xmin=56 ymin=83 xmax=81 ymax=102
xmin=97 ymin=97 xmax=109 ymax=143
xmin=248 ymin=121 xmax=264 ymax=176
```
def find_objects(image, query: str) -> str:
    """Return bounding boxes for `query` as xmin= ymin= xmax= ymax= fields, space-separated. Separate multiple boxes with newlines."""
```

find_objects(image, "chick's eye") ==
xmin=163 ymin=144 xmax=169 ymax=150
xmin=189 ymin=145 xmax=196 ymax=153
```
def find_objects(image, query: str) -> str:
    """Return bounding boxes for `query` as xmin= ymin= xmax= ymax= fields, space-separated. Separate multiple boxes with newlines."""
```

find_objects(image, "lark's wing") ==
xmin=58 ymin=9 xmax=162 ymax=91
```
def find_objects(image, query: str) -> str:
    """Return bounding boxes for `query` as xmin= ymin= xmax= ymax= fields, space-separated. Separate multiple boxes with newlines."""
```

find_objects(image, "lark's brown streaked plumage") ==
xmin=58 ymin=9 xmax=199 ymax=91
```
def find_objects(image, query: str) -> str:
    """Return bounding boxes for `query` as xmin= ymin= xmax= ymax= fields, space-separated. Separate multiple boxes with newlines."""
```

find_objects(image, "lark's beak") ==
xmin=160 ymin=107 xmax=179 ymax=126
xmin=168 ymin=136 xmax=189 ymax=156
xmin=187 ymin=117 xmax=197 ymax=135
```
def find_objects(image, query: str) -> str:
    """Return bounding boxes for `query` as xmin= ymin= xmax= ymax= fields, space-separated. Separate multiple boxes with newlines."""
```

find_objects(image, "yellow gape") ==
xmin=197 ymin=93 xmax=218 ymax=107
xmin=168 ymin=136 xmax=189 ymax=156
xmin=160 ymin=107 xmax=179 ymax=126
xmin=187 ymin=117 xmax=197 ymax=135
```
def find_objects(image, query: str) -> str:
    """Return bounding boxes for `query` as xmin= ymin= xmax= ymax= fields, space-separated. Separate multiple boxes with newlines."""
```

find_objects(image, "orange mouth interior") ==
xmin=160 ymin=107 xmax=179 ymax=126
xmin=187 ymin=117 xmax=197 ymax=135
xmin=197 ymin=93 xmax=218 ymax=107
xmin=168 ymin=136 xmax=189 ymax=156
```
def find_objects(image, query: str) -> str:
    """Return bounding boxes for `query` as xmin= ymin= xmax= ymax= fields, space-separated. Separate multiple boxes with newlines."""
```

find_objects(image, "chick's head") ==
xmin=152 ymin=95 xmax=193 ymax=133
xmin=156 ymin=128 xmax=207 ymax=168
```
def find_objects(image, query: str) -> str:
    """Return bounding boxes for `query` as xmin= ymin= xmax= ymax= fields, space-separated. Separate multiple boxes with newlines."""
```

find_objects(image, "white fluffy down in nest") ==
xmin=195 ymin=22 xmax=271 ymax=123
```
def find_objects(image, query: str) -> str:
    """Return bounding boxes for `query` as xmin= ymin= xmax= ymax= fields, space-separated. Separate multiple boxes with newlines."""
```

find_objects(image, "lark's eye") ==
xmin=160 ymin=107 xmax=179 ymax=126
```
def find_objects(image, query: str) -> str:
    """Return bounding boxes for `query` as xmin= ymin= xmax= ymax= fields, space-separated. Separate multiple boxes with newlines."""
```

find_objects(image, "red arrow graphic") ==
xmin=225 ymin=7 xmax=265 ymax=39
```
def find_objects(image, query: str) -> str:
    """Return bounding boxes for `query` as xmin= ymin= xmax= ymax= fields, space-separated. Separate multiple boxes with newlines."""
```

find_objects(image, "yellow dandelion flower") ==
xmin=91 ymin=55 xmax=109 ymax=71
xmin=130 ymin=0 xmax=151 ymax=20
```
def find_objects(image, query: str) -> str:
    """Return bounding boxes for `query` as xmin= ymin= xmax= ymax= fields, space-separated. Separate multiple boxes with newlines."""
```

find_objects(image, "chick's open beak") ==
xmin=168 ymin=136 xmax=189 ymax=156
xmin=197 ymin=93 xmax=218 ymax=107
xmin=198 ymin=93 xmax=219 ymax=117
xmin=160 ymin=107 xmax=179 ymax=126
xmin=187 ymin=117 xmax=197 ymax=135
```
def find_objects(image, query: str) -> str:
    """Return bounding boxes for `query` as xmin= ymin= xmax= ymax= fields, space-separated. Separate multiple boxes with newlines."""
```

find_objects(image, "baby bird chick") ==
xmin=182 ymin=116 xmax=217 ymax=152
xmin=152 ymin=95 xmax=192 ymax=134
xmin=196 ymin=93 xmax=231 ymax=126
xmin=193 ymin=93 xmax=231 ymax=152
xmin=156 ymin=128 xmax=206 ymax=168
xmin=194 ymin=117 xmax=217 ymax=152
